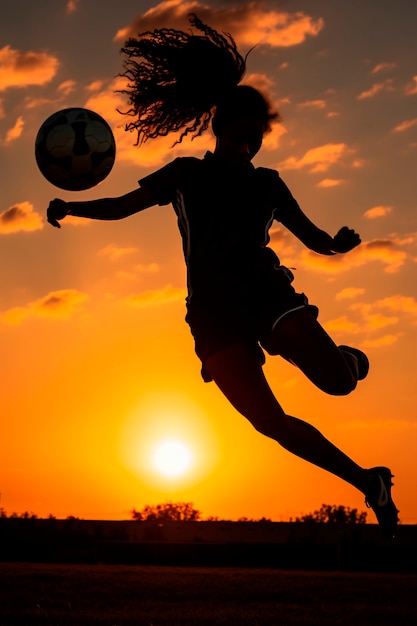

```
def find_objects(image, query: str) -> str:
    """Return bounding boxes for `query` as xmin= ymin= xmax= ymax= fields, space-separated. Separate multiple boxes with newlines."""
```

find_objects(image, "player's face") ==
xmin=214 ymin=116 xmax=266 ymax=165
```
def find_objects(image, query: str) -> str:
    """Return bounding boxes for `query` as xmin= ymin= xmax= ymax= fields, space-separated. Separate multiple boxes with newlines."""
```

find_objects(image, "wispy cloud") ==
xmin=357 ymin=79 xmax=395 ymax=100
xmin=371 ymin=62 xmax=397 ymax=74
xmin=0 ymin=45 xmax=59 ymax=91
xmin=85 ymin=80 xmax=105 ymax=93
xmin=324 ymin=294 xmax=417 ymax=346
xmin=0 ymin=202 xmax=43 ymax=234
xmin=66 ymin=0 xmax=80 ymax=14
xmin=405 ymin=75 xmax=417 ymax=95
xmin=335 ymin=287 xmax=365 ymax=301
xmin=317 ymin=178 xmax=343 ymax=188
xmin=364 ymin=205 xmax=393 ymax=219
xmin=324 ymin=316 xmax=361 ymax=334
xmin=98 ymin=244 xmax=139 ymax=262
xmin=392 ymin=118 xmax=417 ymax=133
xmin=3 ymin=116 xmax=24 ymax=144
xmin=349 ymin=304 xmax=399 ymax=331
xmin=114 ymin=0 xmax=324 ymax=49
xmin=125 ymin=285 xmax=185 ymax=308
xmin=297 ymin=99 xmax=326 ymax=109
xmin=114 ymin=263 xmax=159 ymax=282
xmin=58 ymin=80 xmax=77 ymax=96
xmin=277 ymin=143 xmax=351 ymax=173
xmin=375 ymin=294 xmax=417 ymax=316
xmin=0 ymin=289 xmax=88 ymax=326
xmin=298 ymin=238 xmax=409 ymax=274
xmin=362 ymin=334 xmax=401 ymax=348
xmin=326 ymin=294 xmax=417 ymax=346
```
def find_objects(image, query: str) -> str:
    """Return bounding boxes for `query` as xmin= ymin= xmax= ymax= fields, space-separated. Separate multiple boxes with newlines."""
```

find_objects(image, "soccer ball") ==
xmin=35 ymin=107 xmax=116 ymax=191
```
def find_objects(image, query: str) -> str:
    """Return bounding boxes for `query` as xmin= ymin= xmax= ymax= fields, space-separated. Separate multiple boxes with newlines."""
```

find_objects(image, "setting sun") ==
xmin=119 ymin=391 xmax=220 ymax=492
xmin=152 ymin=440 xmax=193 ymax=478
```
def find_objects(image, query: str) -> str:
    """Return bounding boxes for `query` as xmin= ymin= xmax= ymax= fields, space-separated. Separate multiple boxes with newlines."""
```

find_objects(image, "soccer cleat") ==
xmin=339 ymin=345 xmax=369 ymax=380
xmin=365 ymin=466 xmax=399 ymax=540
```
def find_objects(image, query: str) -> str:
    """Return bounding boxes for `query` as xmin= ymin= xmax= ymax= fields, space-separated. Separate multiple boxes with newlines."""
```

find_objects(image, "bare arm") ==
xmin=47 ymin=186 xmax=157 ymax=228
xmin=280 ymin=201 xmax=361 ymax=255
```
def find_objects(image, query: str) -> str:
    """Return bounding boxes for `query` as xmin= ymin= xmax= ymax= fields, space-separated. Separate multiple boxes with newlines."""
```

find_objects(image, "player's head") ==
xmin=212 ymin=85 xmax=279 ymax=138
xmin=211 ymin=85 xmax=279 ymax=163
xmin=118 ymin=14 xmax=280 ymax=146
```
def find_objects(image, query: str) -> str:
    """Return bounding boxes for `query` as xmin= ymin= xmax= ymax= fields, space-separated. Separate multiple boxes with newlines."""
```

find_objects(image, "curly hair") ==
xmin=118 ymin=14 xmax=251 ymax=144
xmin=118 ymin=14 xmax=280 ymax=145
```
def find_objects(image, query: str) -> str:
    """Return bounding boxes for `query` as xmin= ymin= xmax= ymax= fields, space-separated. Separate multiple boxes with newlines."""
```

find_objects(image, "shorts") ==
xmin=186 ymin=265 xmax=319 ymax=382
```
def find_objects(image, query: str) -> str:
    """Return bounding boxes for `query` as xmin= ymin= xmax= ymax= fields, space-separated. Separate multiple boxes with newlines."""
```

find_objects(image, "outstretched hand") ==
xmin=47 ymin=199 xmax=68 ymax=228
xmin=331 ymin=226 xmax=361 ymax=253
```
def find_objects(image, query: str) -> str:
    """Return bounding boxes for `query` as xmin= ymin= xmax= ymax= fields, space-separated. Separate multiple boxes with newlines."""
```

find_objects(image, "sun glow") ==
xmin=152 ymin=440 xmax=193 ymax=478
xmin=120 ymin=391 xmax=219 ymax=490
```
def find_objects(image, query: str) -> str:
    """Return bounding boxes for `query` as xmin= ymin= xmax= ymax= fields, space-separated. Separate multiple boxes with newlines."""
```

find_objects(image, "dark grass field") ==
xmin=0 ymin=563 xmax=416 ymax=625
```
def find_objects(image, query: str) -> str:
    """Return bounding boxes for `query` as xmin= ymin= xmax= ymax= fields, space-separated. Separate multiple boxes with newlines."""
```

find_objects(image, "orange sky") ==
xmin=0 ymin=0 xmax=416 ymax=524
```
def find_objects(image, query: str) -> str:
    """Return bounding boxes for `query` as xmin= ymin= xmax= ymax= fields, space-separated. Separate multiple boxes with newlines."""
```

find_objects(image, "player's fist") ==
xmin=331 ymin=226 xmax=361 ymax=253
xmin=47 ymin=198 xmax=68 ymax=228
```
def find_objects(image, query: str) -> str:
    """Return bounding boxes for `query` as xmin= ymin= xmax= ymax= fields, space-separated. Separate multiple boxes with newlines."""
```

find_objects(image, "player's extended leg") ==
xmin=205 ymin=342 xmax=369 ymax=493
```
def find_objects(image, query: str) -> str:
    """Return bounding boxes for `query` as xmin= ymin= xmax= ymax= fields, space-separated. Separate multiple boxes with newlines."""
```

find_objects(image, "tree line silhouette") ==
xmin=1 ymin=502 xmax=368 ymax=524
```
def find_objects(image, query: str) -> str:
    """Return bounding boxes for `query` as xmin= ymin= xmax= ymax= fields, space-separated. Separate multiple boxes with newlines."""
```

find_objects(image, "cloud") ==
xmin=125 ymin=285 xmax=185 ymax=307
xmin=66 ymin=0 xmax=80 ymax=13
xmin=357 ymin=79 xmax=394 ymax=100
xmin=392 ymin=118 xmax=417 ymax=133
xmin=349 ymin=306 xmax=399 ymax=331
xmin=0 ymin=45 xmax=59 ymax=91
xmin=58 ymin=80 xmax=77 ymax=96
xmin=297 ymin=99 xmax=326 ymax=109
xmin=336 ymin=287 xmax=365 ymax=301
xmin=405 ymin=75 xmax=417 ymax=95
xmin=317 ymin=178 xmax=343 ymax=188
xmin=114 ymin=263 xmax=159 ymax=282
xmin=364 ymin=205 xmax=393 ymax=219
xmin=361 ymin=334 xmax=401 ymax=348
xmin=0 ymin=289 xmax=88 ymax=326
xmin=98 ymin=243 xmax=139 ymax=261
xmin=298 ymin=238 xmax=408 ymax=274
xmin=277 ymin=143 xmax=350 ymax=173
xmin=114 ymin=0 xmax=324 ymax=49
xmin=375 ymin=294 xmax=417 ymax=316
xmin=268 ymin=226 xmax=299 ymax=260
xmin=360 ymin=239 xmax=409 ymax=274
xmin=85 ymin=80 xmax=105 ymax=93
xmin=4 ymin=116 xmax=24 ymax=144
xmin=324 ymin=316 xmax=361 ymax=334
xmin=371 ymin=62 xmax=397 ymax=74
xmin=0 ymin=202 xmax=43 ymax=234
xmin=325 ymin=294 xmax=416 ymax=345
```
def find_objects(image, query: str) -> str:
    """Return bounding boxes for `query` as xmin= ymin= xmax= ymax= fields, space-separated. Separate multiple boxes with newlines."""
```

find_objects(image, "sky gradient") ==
xmin=1 ymin=0 xmax=416 ymax=523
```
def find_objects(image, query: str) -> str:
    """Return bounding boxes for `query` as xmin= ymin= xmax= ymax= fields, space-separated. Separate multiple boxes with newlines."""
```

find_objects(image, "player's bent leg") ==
xmin=262 ymin=308 xmax=360 ymax=396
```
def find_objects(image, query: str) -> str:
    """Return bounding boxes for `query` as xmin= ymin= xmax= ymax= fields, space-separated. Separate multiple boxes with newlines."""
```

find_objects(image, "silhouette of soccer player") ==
xmin=47 ymin=15 xmax=399 ymax=538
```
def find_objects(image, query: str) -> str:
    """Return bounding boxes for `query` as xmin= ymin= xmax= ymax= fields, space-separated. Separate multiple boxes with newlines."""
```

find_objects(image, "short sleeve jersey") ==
xmin=139 ymin=151 xmax=300 ymax=307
